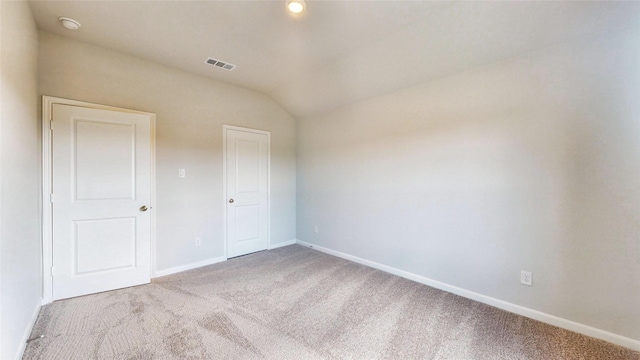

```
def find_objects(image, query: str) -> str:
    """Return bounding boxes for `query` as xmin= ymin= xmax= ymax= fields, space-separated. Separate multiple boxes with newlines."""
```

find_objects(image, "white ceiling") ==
xmin=28 ymin=1 xmax=640 ymax=119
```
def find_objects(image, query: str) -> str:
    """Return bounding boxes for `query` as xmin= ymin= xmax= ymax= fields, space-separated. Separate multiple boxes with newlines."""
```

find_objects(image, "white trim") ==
xmin=153 ymin=241 xmax=295 ymax=278
xmin=295 ymin=240 xmax=640 ymax=351
xmin=13 ymin=302 xmax=41 ymax=360
xmin=222 ymin=125 xmax=271 ymax=259
xmin=268 ymin=239 xmax=297 ymax=250
xmin=222 ymin=126 xmax=228 ymax=260
xmin=0 ymin=82 xmax=2 ymax=360
xmin=153 ymin=257 xmax=226 ymax=278
xmin=41 ymin=96 xmax=157 ymax=304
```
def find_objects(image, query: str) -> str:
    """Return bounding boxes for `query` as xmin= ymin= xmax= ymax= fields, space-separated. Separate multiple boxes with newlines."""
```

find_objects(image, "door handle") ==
xmin=139 ymin=205 xmax=149 ymax=212
xmin=228 ymin=198 xmax=234 ymax=203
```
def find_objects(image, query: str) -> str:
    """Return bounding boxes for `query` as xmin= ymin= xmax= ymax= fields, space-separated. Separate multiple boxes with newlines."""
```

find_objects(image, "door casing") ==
xmin=222 ymin=124 xmax=271 ymax=259
xmin=41 ymin=96 xmax=156 ymax=304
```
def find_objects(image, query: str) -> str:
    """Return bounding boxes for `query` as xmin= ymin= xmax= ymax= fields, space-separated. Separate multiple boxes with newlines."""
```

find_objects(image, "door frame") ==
xmin=41 ymin=96 xmax=156 ymax=304
xmin=222 ymin=124 xmax=271 ymax=259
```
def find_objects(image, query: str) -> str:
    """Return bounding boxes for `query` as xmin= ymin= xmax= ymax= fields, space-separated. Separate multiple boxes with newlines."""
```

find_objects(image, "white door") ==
xmin=225 ymin=126 xmax=270 ymax=258
xmin=52 ymin=104 xmax=151 ymax=300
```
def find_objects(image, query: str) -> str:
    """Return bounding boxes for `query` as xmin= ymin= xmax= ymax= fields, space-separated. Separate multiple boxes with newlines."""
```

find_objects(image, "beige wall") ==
xmin=297 ymin=27 xmax=640 ymax=341
xmin=0 ymin=1 xmax=42 ymax=359
xmin=9 ymin=3 xmax=639 ymax=351
xmin=38 ymin=32 xmax=297 ymax=272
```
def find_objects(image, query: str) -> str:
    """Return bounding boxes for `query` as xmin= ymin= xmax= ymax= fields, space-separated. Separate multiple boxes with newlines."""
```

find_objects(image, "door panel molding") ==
xmin=42 ymin=96 xmax=156 ymax=304
xmin=223 ymin=125 xmax=271 ymax=259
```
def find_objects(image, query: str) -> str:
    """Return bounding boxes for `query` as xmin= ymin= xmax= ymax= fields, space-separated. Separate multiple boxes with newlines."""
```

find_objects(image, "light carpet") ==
xmin=24 ymin=245 xmax=639 ymax=359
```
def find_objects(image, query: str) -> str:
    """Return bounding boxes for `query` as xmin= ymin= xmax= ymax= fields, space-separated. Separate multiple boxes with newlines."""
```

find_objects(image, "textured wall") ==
xmin=0 ymin=1 xmax=42 ymax=359
xmin=38 ymin=32 xmax=297 ymax=272
xmin=297 ymin=28 xmax=640 ymax=341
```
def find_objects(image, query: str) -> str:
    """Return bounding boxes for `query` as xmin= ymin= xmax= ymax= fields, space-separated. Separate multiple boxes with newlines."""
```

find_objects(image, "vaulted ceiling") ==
xmin=28 ymin=1 xmax=640 ymax=119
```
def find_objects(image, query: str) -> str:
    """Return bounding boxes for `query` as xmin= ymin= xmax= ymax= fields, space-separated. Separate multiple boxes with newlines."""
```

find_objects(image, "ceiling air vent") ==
xmin=205 ymin=58 xmax=236 ymax=71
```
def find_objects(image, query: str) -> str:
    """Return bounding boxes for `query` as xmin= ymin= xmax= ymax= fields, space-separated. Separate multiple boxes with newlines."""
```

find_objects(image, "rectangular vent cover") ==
xmin=205 ymin=58 xmax=236 ymax=71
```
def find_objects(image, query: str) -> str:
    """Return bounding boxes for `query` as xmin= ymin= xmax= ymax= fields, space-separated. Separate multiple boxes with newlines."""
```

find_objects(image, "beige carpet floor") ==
xmin=24 ymin=245 xmax=639 ymax=359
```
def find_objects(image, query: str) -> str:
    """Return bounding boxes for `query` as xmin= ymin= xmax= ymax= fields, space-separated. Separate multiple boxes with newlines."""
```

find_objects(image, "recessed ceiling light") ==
xmin=58 ymin=17 xmax=81 ymax=30
xmin=287 ymin=0 xmax=306 ymax=14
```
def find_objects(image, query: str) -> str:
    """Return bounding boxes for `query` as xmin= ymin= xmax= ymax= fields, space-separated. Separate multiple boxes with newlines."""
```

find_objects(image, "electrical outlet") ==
xmin=313 ymin=225 xmax=318 ymax=234
xmin=520 ymin=270 xmax=532 ymax=286
xmin=179 ymin=169 xmax=186 ymax=178
xmin=195 ymin=237 xmax=202 ymax=247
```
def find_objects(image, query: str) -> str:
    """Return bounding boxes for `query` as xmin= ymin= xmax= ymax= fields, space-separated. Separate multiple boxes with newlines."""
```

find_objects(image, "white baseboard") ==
xmin=268 ymin=239 xmax=297 ymax=249
xmin=153 ymin=241 xmax=297 ymax=278
xmin=296 ymin=240 xmax=640 ymax=351
xmin=15 ymin=302 xmax=41 ymax=360
xmin=153 ymin=256 xmax=226 ymax=278
xmin=154 ymin=240 xmax=301 ymax=278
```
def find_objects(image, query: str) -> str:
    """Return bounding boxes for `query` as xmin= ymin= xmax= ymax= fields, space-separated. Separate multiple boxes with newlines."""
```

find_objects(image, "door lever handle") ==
xmin=139 ymin=205 xmax=149 ymax=212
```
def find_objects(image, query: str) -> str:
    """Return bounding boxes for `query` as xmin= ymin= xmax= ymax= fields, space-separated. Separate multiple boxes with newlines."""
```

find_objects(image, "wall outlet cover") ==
xmin=521 ymin=270 xmax=533 ymax=286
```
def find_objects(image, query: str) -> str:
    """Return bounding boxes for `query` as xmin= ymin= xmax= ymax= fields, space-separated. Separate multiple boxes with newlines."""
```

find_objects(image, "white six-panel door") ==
xmin=225 ymin=126 xmax=270 ymax=258
xmin=52 ymin=104 xmax=152 ymax=300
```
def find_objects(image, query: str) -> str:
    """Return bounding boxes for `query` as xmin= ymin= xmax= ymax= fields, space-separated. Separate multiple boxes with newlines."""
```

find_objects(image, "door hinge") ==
xmin=50 ymin=266 xmax=54 ymax=277
xmin=50 ymin=193 xmax=54 ymax=203
xmin=50 ymin=120 xmax=54 ymax=130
